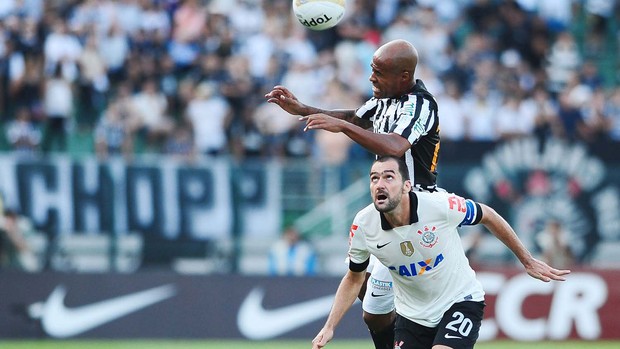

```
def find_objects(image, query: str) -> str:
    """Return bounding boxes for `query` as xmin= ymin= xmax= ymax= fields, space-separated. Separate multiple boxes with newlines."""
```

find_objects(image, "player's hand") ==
xmin=265 ymin=85 xmax=305 ymax=115
xmin=312 ymin=327 xmax=334 ymax=349
xmin=524 ymin=257 xmax=571 ymax=282
xmin=301 ymin=114 xmax=347 ymax=133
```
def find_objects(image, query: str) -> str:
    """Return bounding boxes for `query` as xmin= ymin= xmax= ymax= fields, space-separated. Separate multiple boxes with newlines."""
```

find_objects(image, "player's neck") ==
xmin=384 ymin=195 xmax=411 ymax=228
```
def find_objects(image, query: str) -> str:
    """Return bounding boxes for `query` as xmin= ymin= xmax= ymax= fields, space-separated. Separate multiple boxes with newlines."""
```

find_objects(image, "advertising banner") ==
xmin=0 ymin=269 xmax=618 ymax=340
xmin=0 ymin=155 xmax=282 ymax=241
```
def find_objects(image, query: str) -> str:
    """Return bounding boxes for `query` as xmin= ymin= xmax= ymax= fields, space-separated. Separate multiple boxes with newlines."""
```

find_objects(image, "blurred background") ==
xmin=0 ymin=0 xmax=619 ymax=344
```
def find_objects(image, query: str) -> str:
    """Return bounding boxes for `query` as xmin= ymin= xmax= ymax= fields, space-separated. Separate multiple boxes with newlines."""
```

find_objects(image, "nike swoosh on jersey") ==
xmin=371 ymin=292 xmax=387 ymax=297
xmin=376 ymin=242 xmax=391 ymax=249
xmin=238 ymin=287 xmax=355 ymax=340
xmin=37 ymin=284 xmax=176 ymax=338
xmin=444 ymin=333 xmax=462 ymax=339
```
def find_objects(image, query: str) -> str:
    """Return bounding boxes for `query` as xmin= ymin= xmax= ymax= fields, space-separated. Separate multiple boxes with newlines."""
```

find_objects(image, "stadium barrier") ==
xmin=1 ymin=136 xmax=620 ymax=270
xmin=0 ymin=268 xmax=618 ymax=340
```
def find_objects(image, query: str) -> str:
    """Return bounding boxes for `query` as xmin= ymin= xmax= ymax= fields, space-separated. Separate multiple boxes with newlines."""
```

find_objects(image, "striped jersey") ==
xmin=355 ymin=79 xmax=440 ymax=190
xmin=348 ymin=191 xmax=485 ymax=327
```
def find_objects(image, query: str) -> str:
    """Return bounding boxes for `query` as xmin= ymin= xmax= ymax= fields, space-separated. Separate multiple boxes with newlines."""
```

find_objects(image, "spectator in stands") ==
xmin=139 ymin=0 xmax=171 ymax=39
xmin=604 ymin=87 xmax=620 ymax=141
xmin=41 ymin=64 xmax=73 ymax=153
xmin=252 ymin=100 xmax=299 ymax=157
xmin=312 ymin=79 xmax=360 ymax=166
xmin=98 ymin=23 xmax=130 ymax=85
xmin=408 ymin=6 xmax=451 ymax=74
xmin=168 ymin=0 xmax=205 ymax=72
xmin=77 ymin=33 xmax=109 ymax=127
xmin=42 ymin=18 xmax=82 ymax=78
xmin=163 ymin=122 xmax=196 ymax=161
xmin=229 ymin=105 xmax=267 ymax=159
xmin=545 ymin=31 xmax=581 ymax=94
xmin=222 ymin=0 xmax=266 ymax=42
xmin=523 ymin=0 xmax=573 ymax=33
xmin=94 ymin=89 xmax=136 ymax=158
xmin=190 ymin=53 xmax=228 ymax=86
xmin=172 ymin=0 xmax=207 ymax=44
xmin=530 ymin=86 xmax=562 ymax=143
xmin=184 ymin=81 xmax=232 ymax=156
xmin=536 ymin=219 xmax=574 ymax=269
xmin=461 ymin=79 xmax=500 ymax=140
xmin=579 ymin=60 xmax=604 ymax=91
xmin=220 ymin=55 xmax=254 ymax=119
xmin=436 ymin=79 xmax=466 ymax=141
xmin=582 ymin=87 xmax=611 ymax=141
xmin=22 ymin=16 xmax=42 ymax=47
xmin=496 ymin=94 xmax=536 ymax=140
xmin=556 ymin=83 xmax=589 ymax=142
xmin=12 ymin=57 xmax=44 ymax=118
xmin=241 ymin=20 xmax=285 ymax=83
xmin=268 ymin=226 xmax=317 ymax=276
xmin=130 ymin=78 xmax=175 ymax=151
xmin=5 ymin=107 xmax=41 ymax=156
xmin=0 ymin=38 xmax=26 ymax=117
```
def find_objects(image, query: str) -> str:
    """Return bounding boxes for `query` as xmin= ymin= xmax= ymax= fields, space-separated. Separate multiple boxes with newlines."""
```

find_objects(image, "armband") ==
xmin=461 ymin=200 xmax=483 ymax=226
xmin=349 ymin=257 xmax=370 ymax=272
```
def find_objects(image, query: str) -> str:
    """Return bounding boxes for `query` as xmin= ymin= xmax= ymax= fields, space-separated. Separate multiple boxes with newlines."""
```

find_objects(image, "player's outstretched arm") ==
xmin=312 ymin=269 xmax=366 ymax=349
xmin=478 ymin=204 xmax=571 ymax=282
xmin=265 ymin=85 xmax=308 ymax=115
xmin=302 ymin=114 xmax=410 ymax=156
xmin=265 ymin=85 xmax=357 ymax=121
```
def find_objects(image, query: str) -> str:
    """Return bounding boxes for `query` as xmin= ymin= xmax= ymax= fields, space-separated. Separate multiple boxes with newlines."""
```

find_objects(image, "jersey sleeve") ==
xmin=355 ymin=97 xmax=379 ymax=121
xmin=445 ymin=194 xmax=483 ymax=227
xmin=391 ymin=95 xmax=435 ymax=145
xmin=347 ymin=221 xmax=370 ymax=271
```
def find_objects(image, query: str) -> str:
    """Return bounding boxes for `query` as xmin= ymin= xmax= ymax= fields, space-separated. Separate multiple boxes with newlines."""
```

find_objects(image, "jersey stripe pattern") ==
xmin=355 ymin=79 xmax=440 ymax=190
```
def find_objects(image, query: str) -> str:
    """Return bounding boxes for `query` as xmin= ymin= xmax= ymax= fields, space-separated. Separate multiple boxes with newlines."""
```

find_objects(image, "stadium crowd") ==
xmin=0 ymin=0 xmax=619 ymax=163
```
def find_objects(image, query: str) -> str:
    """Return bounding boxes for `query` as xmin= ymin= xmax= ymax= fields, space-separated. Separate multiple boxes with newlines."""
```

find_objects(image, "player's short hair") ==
xmin=373 ymin=155 xmax=410 ymax=181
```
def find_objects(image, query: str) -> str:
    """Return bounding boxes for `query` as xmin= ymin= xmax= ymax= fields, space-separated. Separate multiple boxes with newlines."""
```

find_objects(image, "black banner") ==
xmin=0 ymin=270 xmax=618 ymax=340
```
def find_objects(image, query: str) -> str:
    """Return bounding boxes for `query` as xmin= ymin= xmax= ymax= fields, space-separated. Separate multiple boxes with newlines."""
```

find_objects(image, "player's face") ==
xmin=369 ymin=160 xmax=408 ymax=212
xmin=369 ymin=56 xmax=401 ymax=99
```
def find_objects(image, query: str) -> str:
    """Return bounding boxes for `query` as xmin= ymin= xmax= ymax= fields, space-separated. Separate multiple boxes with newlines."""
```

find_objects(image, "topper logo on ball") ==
xmin=293 ymin=0 xmax=346 ymax=31
xmin=297 ymin=14 xmax=334 ymax=29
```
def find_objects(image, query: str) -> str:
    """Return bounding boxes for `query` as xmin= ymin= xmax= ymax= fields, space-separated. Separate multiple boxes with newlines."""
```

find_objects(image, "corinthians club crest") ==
xmin=418 ymin=226 xmax=439 ymax=248
xmin=400 ymin=241 xmax=415 ymax=256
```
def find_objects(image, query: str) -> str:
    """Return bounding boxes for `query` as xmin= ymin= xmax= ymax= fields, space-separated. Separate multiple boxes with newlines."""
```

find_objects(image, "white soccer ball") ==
xmin=292 ymin=0 xmax=346 ymax=31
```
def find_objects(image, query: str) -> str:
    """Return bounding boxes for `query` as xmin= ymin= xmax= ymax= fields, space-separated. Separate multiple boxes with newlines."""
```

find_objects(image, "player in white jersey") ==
xmin=311 ymin=156 xmax=570 ymax=349
xmin=267 ymin=39 xmax=439 ymax=349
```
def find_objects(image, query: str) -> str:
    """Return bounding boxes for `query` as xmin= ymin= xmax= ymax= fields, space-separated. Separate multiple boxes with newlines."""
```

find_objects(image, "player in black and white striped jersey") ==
xmin=266 ymin=39 xmax=439 ymax=349
xmin=355 ymin=77 xmax=440 ymax=192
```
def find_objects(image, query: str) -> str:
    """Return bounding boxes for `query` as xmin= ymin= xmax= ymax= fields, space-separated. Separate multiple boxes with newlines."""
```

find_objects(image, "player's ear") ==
xmin=403 ymin=180 xmax=412 ymax=193
xmin=401 ymin=70 xmax=412 ymax=82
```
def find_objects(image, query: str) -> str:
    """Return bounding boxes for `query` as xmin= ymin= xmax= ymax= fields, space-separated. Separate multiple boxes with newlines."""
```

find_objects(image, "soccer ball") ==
xmin=292 ymin=0 xmax=346 ymax=31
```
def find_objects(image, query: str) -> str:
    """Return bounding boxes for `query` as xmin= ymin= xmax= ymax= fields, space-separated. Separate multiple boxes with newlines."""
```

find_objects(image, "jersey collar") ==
xmin=379 ymin=192 xmax=419 ymax=230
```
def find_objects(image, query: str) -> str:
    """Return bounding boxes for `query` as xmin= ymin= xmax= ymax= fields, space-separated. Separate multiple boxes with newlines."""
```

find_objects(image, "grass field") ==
xmin=0 ymin=340 xmax=619 ymax=349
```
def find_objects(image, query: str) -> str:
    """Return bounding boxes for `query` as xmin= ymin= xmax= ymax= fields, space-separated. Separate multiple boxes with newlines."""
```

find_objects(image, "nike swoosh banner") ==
xmin=1 ymin=270 xmax=619 ymax=340
xmin=0 ymin=272 xmax=366 ymax=339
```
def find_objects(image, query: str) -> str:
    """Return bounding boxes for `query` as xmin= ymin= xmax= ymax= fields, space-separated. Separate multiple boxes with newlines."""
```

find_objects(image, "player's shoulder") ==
xmin=403 ymin=81 xmax=438 ymax=104
xmin=416 ymin=190 xmax=465 ymax=209
xmin=356 ymin=202 xmax=377 ymax=217
xmin=353 ymin=203 xmax=379 ymax=224
xmin=415 ymin=190 xmax=451 ymax=202
xmin=416 ymin=191 xmax=472 ymax=221
xmin=400 ymin=91 xmax=437 ymax=115
xmin=356 ymin=97 xmax=380 ymax=116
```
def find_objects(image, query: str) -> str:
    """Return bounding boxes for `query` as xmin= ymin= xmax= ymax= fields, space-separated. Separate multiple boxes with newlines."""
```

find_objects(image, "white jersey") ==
xmin=348 ymin=191 xmax=484 ymax=327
